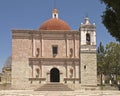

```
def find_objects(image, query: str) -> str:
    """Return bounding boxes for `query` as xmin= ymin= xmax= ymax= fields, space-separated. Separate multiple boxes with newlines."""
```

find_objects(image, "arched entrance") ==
xmin=50 ymin=68 xmax=60 ymax=82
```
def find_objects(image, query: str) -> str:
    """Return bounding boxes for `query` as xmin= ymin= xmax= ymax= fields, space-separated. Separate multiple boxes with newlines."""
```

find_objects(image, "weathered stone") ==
xmin=9 ymin=12 xmax=97 ymax=90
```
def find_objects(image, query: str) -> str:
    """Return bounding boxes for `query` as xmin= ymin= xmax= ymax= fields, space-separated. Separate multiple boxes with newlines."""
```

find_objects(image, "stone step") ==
xmin=35 ymin=83 xmax=73 ymax=91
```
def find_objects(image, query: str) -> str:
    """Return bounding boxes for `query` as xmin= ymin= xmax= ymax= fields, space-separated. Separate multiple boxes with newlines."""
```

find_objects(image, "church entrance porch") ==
xmin=50 ymin=68 xmax=60 ymax=82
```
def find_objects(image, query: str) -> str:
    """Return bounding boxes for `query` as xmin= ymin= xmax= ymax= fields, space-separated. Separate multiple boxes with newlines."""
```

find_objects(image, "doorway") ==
xmin=50 ymin=68 xmax=60 ymax=82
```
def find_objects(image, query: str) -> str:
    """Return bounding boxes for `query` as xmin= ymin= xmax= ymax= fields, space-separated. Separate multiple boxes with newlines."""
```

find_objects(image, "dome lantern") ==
xmin=52 ymin=9 xmax=58 ymax=19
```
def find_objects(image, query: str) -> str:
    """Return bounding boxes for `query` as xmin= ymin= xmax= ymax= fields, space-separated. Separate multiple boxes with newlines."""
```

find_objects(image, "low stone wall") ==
xmin=0 ymin=90 xmax=120 ymax=96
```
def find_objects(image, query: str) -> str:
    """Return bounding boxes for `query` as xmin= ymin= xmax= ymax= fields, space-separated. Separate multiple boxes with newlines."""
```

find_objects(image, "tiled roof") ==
xmin=39 ymin=18 xmax=71 ymax=30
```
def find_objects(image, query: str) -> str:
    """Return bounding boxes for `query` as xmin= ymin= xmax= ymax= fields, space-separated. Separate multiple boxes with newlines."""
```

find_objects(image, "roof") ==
xmin=39 ymin=18 xmax=71 ymax=30
xmin=39 ymin=8 xmax=71 ymax=30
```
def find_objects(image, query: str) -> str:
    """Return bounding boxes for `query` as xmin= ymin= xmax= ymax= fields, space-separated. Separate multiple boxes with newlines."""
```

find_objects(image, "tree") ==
xmin=97 ymin=42 xmax=120 ymax=85
xmin=105 ymin=42 xmax=120 ymax=83
xmin=101 ymin=0 xmax=120 ymax=41
xmin=97 ymin=42 xmax=106 ymax=85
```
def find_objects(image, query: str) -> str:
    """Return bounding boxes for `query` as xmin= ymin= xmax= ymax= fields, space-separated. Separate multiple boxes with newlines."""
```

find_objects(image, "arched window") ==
xmin=86 ymin=33 xmax=90 ymax=45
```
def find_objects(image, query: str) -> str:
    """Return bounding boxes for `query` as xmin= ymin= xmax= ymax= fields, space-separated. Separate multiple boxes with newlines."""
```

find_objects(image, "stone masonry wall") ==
xmin=11 ymin=30 xmax=80 ymax=89
xmin=81 ymin=52 xmax=97 ymax=86
xmin=12 ymin=31 xmax=32 ymax=89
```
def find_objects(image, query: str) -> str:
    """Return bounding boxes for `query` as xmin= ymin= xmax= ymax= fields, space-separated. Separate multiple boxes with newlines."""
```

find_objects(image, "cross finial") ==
xmin=52 ymin=0 xmax=58 ymax=18
xmin=54 ymin=0 xmax=56 ymax=8
xmin=86 ymin=13 xmax=88 ymax=18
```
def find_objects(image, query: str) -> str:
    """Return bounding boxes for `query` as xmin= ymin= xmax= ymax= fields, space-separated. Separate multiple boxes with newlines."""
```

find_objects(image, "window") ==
xmin=86 ymin=33 xmax=90 ymax=45
xmin=52 ymin=45 xmax=58 ymax=57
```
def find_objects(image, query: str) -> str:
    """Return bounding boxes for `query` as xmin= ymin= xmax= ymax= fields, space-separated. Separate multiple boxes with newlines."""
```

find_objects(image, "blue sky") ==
xmin=0 ymin=0 xmax=116 ymax=71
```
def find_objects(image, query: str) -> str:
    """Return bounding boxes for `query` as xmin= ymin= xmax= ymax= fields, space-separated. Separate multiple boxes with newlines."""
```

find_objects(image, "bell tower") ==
xmin=79 ymin=17 xmax=97 ymax=86
xmin=80 ymin=17 xmax=96 ymax=45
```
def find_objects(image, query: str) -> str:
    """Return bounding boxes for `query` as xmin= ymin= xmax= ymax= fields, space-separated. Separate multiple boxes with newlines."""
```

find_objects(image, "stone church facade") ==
xmin=12 ymin=9 xmax=97 ymax=89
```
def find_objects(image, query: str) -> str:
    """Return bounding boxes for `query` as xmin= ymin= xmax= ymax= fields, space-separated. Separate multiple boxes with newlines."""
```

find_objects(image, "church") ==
xmin=11 ymin=8 xmax=97 ymax=90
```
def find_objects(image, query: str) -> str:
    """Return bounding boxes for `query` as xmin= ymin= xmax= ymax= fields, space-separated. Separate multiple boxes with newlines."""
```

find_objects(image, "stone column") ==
xmin=65 ymin=61 xmax=68 ymax=78
xmin=31 ymin=34 xmax=35 ymax=57
xmin=47 ymin=73 xmax=50 ymax=83
xmin=73 ymin=61 xmax=76 ymax=78
xmin=73 ymin=34 xmax=75 ymax=58
xmin=40 ymin=33 xmax=43 ymax=57
xmin=32 ymin=61 xmax=33 ymax=78
xmin=32 ymin=62 xmax=34 ymax=78
xmin=39 ymin=61 xmax=42 ymax=78
xmin=65 ymin=34 xmax=67 ymax=57
xmin=33 ymin=37 xmax=35 ymax=57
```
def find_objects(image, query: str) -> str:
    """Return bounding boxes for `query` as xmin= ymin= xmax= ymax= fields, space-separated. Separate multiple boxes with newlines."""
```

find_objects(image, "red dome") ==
xmin=39 ymin=18 xmax=71 ymax=30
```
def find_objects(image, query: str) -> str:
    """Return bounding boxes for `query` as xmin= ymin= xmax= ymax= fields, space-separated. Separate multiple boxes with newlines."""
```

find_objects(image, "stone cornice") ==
xmin=81 ymin=45 xmax=96 ymax=49
xmin=80 ymin=50 xmax=96 ymax=54
xmin=12 ymin=29 xmax=79 ymax=34
xmin=29 ymin=57 xmax=79 ymax=61
xmin=29 ymin=78 xmax=46 ymax=81
xmin=12 ymin=29 xmax=80 ymax=39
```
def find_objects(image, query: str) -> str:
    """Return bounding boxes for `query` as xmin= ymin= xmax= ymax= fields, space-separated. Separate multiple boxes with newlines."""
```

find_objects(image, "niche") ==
xmin=84 ymin=65 xmax=86 ymax=69
xmin=70 ymin=68 xmax=73 ymax=78
xmin=36 ymin=68 xmax=39 ymax=78
xmin=36 ymin=48 xmax=39 ymax=57
xmin=69 ymin=48 xmax=73 ymax=57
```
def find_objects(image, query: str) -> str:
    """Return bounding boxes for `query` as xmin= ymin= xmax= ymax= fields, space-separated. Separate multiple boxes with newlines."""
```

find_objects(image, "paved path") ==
xmin=0 ymin=90 xmax=120 ymax=96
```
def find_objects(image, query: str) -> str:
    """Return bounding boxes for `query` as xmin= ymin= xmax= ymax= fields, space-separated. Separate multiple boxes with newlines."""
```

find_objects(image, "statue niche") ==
xmin=36 ymin=68 xmax=40 ymax=78
xmin=70 ymin=68 xmax=73 ymax=78
xmin=36 ymin=48 xmax=39 ymax=57
xmin=69 ymin=48 xmax=73 ymax=58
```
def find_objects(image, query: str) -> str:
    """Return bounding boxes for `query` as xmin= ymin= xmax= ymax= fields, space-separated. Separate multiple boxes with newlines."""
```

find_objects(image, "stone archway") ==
xmin=50 ymin=68 xmax=60 ymax=82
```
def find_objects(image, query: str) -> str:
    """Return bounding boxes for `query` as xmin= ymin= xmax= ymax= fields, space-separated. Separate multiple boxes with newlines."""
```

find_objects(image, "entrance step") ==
xmin=35 ymin=83 xmax=73 ymax=91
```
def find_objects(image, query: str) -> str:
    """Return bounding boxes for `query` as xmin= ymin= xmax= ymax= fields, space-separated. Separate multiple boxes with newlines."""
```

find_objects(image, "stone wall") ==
xmin=80 ymin=51 xmax=97 ymax=86
xmin=11 ymin=30 xmax=80 ymax=89
xmin=29 ymin=58 xmax=79 ymax=84
xmin=12 ymin=30 xmax=32 ymax=89
xmin=0 ymin=67 xmax=11 ymax=84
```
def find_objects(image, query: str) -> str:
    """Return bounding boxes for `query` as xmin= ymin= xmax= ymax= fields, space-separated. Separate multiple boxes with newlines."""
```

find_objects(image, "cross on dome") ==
xmin=52 ymin=0 xmax=58 ymax=18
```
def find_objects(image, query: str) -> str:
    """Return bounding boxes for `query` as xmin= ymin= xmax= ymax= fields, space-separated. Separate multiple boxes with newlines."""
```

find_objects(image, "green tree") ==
xmin=101 ymin=0 xmax=120 ymax=41
xmin=105 ymin=42 xmax=120 ymax=83
xmin=97 ymin=42 xmax=120 ymax=85
xmin=97 ymin=42 xmax=106 ymax=85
